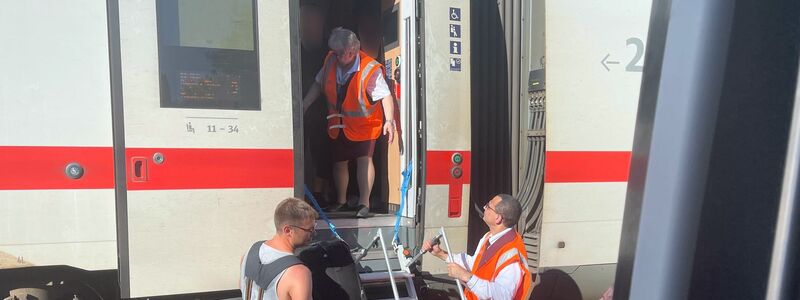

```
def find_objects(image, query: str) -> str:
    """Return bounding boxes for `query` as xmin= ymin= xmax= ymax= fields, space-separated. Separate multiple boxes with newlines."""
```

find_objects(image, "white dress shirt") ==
xmin=448 ymin=228 xmax=525 ymax=300
xmin=315 ymin=54 xmax=391 ymax=101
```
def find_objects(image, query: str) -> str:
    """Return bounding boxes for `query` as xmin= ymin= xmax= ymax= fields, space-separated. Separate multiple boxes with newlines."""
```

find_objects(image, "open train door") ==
xmin=113 ymin=0 xmax=299 ymax=297
xmin=406 ymin=0 xmax=473 ymax=274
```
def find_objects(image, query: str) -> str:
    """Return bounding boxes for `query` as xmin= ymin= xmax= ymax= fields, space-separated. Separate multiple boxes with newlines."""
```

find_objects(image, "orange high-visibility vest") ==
xmin=321 ymin=51 xmax=385 ymax=141
xmin=465 ymin=230 xmax=533 ymax=300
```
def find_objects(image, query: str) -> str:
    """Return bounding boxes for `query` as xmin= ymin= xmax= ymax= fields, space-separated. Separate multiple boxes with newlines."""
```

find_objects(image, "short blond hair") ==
xmin=274 ymin=197 xmax=319 ymax=230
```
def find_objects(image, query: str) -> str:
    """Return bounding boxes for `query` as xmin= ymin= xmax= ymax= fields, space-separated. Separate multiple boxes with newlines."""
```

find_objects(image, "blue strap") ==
xmin=393 ymin=160 xmax=413 ymax=244
xmin=304 ymin=185 xmax=342 ymax=240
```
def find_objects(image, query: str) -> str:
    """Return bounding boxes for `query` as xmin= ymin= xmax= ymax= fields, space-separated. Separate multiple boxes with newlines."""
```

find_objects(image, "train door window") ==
xmin=155 ymin=0 xmax=260 ymax=110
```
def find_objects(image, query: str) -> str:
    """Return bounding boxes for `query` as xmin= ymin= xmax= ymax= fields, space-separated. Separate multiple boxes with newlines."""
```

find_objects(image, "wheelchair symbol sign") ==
xmin=449 ymin=7 xmax=461 ymax=21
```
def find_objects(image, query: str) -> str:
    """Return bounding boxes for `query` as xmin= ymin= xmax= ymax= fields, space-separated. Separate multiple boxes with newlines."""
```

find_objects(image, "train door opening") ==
xmin=297 ymin=0 xmax=410 ymax=219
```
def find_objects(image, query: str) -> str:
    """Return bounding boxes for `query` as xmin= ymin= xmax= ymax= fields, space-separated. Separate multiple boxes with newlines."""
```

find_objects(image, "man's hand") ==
xmin=422 ymin=240 xmax=446 ymax=260
xmin=447 ymin=263 xmax=472 ymax=283
xmin=383 ymin=121 xmax=395 ymax=144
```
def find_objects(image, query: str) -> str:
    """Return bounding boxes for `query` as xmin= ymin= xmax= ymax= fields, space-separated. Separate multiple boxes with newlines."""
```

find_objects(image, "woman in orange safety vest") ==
xmin=301 ymin=27 xmax=396 ymax=217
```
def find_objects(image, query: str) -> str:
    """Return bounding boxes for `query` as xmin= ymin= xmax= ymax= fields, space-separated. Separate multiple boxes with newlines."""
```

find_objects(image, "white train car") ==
xmin=0 ymin=0 xmax=472 ymax=298
xmin=1 ymin=0 xmax=662 ymax=298
xmin=515 ymin=0 xmax=653 ymax=299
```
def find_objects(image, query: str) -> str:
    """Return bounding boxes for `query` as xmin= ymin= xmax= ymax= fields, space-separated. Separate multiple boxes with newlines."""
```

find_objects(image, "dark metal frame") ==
xmin=415 ymin=0 xmax=429 ymax=258
xmin=105 ymin=0 xmax=130 ymax=297
xmin=289 ymin=0 xmax=304 ymax=198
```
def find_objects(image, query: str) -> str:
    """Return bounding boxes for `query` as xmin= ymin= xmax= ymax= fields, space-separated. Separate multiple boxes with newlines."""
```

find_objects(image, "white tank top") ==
xmin=240 ymin=243 xmax=293 ymax=300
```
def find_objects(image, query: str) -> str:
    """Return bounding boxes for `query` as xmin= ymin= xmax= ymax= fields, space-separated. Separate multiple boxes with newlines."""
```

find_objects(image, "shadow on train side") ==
xmin=531 ymin=269 xmax=583 ymax=300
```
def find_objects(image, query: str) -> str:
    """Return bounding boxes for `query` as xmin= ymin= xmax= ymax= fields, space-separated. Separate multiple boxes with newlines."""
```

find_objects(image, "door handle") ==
xmin=131 ymin=157 xmax=148 ymax=182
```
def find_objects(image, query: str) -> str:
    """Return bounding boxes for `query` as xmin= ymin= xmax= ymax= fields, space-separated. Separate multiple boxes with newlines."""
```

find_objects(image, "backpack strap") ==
xmin=244 ymin=241 xmax=305 ymax=291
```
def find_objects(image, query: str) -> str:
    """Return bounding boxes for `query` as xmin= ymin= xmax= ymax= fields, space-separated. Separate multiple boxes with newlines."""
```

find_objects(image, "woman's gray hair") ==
xmin=328 ymin=27 xmax=361 ymax=51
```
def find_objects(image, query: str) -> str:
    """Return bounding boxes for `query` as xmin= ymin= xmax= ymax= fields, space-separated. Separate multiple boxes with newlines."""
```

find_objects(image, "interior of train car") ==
xmin=298 ymin=0 xmax=404 ymax=218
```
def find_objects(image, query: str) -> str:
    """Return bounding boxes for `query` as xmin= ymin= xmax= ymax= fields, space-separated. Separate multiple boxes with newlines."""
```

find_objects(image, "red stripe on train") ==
xmin=426 ymin=150 xmax=471 ymax=184
xmin=0 ymin=146 xmax=115 ymax=190
xmin=544 ymin=151 xmax=632 ymax=183
xmin=426 ymin=150 xmax=471 ymax=218
xmin=125 ymin=148 xmax=293 ymax=190
xmin=0 ymin=146 xmax=293 ymax=190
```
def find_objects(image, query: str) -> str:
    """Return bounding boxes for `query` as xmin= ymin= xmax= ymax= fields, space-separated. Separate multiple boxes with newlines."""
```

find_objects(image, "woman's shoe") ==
xmin=354 ymin=205 xmax=370 ymax=217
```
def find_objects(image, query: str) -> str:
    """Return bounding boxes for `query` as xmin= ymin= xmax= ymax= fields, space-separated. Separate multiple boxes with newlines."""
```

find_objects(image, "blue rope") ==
xmin=393 ymin=160 xmax=413 ymax=244
xmin=304 ymin=185 xmax=342 ymax=240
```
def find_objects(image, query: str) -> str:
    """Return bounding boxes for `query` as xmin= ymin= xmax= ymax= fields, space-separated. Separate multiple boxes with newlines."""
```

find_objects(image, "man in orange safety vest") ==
xmin=423 ymin=194 xmax=533 ymax=300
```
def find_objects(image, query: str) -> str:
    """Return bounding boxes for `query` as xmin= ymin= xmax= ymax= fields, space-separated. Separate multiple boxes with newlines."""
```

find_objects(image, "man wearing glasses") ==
xmin=422 ymin=194 xmax=533 ymax=300
xmin=302 ymin=27 xmax=396 ymax=218
xmin=240 ymin=198 xmax=319 ymax=300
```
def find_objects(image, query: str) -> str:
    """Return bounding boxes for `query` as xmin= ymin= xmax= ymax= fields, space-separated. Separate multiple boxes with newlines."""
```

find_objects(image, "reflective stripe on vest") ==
xmin=327 ymin=113 xmax=345 ymax=119
xmin=349 ymin=60 xmax=380 ymax=117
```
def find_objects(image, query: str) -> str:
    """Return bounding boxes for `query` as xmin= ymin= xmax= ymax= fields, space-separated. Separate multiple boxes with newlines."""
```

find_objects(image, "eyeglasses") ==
xmin=483 ymin=203 xmax=497 ymax=213
xmin=289 ymin=224 xmax=316 ymax=235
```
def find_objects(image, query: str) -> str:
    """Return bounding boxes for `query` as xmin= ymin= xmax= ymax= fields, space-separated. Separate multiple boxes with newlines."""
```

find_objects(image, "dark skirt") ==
xmin=332 ymin=133 xmax=377 ymax=162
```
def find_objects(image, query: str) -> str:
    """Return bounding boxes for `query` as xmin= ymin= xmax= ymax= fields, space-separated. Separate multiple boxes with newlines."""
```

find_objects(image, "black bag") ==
xmin=296 ymin=239 xmax=363 ymax=300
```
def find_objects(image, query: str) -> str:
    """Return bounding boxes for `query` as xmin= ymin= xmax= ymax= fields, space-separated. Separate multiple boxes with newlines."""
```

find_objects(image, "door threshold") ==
xmin=315 ymin=215 xmax=414 ymax=229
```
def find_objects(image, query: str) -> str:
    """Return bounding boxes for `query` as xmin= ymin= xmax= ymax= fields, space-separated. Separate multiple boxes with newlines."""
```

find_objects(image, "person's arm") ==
xmin=380 ymin=93 xmax=395 ymax=144
xmin=367 ymin=70 xmax=396 ymax=144
xmin=463 ymin=261 xmax=523 ymax=300
xmin=286 ymin=265 xmax=313 ymax=300
xmin=303 ymin=82 xmax=322 ymax=113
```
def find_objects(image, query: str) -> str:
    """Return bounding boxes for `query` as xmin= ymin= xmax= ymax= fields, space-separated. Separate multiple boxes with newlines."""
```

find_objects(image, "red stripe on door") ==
xmin=0 ymin=146 xmax=115 ymax=190
xmin=426 ymin=150 xmax=471 ymax=218
xmin=426 ymin=150 xmax=471 ymax=184
xmin=125 ymin=148 xmax=294 ymax=190
xmin=544 ymin=151 xmax=632 ymax=183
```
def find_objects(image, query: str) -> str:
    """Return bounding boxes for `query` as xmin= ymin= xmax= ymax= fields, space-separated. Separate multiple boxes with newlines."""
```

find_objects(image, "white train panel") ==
xmin=539 ymin=221 xmax=623 ymax=267
xmin=542 ymin=0 xmax=651 ymax=268
xmin=0 ymin=1 xmax=117 ymax=272
xmin=127 ymin=188 xmax=292 ymax=296
xmin=0 ymin=190 xmax=117 ymax=270
xmin=542 ymin=183 xmax=627 ymax=223
xmin=0 ymin=1 xmax=112 ymax=147
xmin=419 ymin=0 xmax=472 ymax=274
xmin=546 ymin=0 xmax=651 ymax=151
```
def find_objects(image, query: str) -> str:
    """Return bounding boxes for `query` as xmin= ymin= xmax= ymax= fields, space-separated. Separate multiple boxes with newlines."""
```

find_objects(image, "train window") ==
xmin=382 ymin=6 xmax=398 ymax=49
xmin=156 ymin=0 xmax=260 ymax=110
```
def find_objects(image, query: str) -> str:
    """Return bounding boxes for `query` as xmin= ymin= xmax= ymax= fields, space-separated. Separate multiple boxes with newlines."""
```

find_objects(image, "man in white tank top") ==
xmin=240 ymin=197 xmax=319 ymax=300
